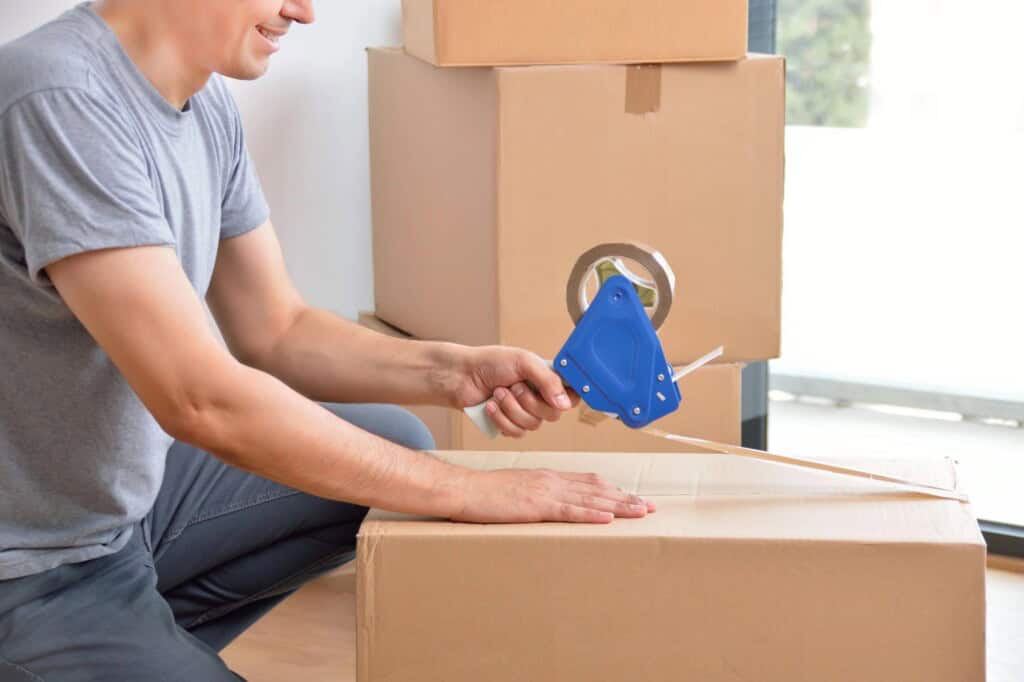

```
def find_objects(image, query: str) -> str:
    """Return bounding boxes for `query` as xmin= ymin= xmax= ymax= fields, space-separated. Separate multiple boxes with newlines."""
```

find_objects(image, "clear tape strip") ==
xmin=638 ymin=427 xmax=969 ymax=503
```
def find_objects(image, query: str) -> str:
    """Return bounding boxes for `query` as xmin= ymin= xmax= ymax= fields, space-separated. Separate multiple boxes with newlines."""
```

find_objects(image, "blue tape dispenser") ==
xmin=465 ymin=243 xmax=724 ymax=439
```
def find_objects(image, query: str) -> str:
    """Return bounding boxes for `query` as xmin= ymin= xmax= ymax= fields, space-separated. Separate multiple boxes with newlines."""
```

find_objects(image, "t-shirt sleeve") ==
xmin=218 ymin=89 xmax=269 ymax=240
xmin=0 ymin=88 xmax=176 ymax=285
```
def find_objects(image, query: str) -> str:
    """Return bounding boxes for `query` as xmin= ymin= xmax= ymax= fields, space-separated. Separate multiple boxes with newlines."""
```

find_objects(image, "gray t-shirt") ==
xmin=0 ymin=4 xmax=269 ymax=580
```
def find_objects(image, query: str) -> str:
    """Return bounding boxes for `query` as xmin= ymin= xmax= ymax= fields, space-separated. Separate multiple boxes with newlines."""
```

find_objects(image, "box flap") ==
xmin=360 ymin=452 xmax=983 ymax=545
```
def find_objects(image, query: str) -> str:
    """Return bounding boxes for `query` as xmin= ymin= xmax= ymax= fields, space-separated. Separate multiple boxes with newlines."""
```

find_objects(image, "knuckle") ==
xmin=512 ymin=413 xmax=533 ymax=428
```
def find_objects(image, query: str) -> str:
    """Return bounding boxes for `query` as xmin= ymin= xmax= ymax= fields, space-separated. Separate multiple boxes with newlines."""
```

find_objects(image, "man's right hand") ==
xmin=449 ymin=468 xmax=657 ymax=524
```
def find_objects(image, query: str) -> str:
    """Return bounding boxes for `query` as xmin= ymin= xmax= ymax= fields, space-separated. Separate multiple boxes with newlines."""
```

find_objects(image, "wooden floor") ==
xmin=223 ymin=559 xmax=1024 ymax=681
xmin=222 ymin=565 xmax=357 ymax=682
xmin=988 ymin=557 xmax=1024 ymax=682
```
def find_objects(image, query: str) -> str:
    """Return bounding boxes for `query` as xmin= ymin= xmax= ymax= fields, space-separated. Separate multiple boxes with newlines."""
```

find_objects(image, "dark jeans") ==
xmin=0 ymin=403 xmax=434 ymax=681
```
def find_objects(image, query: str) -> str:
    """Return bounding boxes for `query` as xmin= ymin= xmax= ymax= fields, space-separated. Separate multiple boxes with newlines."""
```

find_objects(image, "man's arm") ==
xmin=47 ymin=245 xmax=653 ymax=522
xmin=205 ymin=222 xmax=457 ymax=406
xmin=207 ymin=223 xmax=577 ymax=437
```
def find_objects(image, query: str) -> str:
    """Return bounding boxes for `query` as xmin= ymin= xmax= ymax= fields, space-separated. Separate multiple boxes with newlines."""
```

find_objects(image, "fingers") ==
xmin=518 ymin=352 xmax=572 ymax=411
xmin=457 ymin=469 xmax=656 ymax=525
xmin=485 ymin=398 xmax=526 ymax=438
xmin=558 ymin=471 xmax=657 ymax=514
xmin=493 ymin=386 xmax=542 ymax=432
xmin=542 ymin=470 xmax=655 ymax=521
xmin=567 ymin=481 xmax=654 ymax=516
xmin=551 ymin=503 xmax=614 ymax=524
xmin=568 ymin=480 xmax=644 ymax=504
xmin=557 ymin=471 xmax=609 ymax=485
xmin=510 ymin=382 xmax=561 ymax=422
xmin=568 ymin=493 xmax=649 ymax=518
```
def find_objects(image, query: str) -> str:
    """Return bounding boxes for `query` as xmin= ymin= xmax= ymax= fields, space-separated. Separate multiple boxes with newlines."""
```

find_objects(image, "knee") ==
xmin=367 ymin=405 xmax=436 ymax=451
xmin=321 ymin=403 xmax=436 ymax=451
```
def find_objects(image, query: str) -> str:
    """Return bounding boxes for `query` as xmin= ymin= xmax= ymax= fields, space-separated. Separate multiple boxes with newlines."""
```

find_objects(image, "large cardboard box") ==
xmin=357 ymin=313 xmax=742 ymax=451
xmin=402 ymin=0 xmax=749 ymax=67
xmin=357 ymin=451 xmax=986 ymax=682
xmin=368 ymin=48 xmax=785 ymax=364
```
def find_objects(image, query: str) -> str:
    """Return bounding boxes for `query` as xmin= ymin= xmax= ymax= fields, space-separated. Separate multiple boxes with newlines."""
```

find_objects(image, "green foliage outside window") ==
xmin=778 ymin=0 xmax=872 ymax=128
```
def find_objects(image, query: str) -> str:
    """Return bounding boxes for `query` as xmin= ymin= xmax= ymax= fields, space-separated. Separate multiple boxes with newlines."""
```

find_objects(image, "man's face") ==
xmin=174 ymin=0 xmax=315 ymax=80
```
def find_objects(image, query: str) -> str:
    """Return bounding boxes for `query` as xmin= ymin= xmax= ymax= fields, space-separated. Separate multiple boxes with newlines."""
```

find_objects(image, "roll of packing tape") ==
xmin=465 ymin=242 xmax=677 ymax=440
xmin=566 ymin=242 xmax=676 ymax=329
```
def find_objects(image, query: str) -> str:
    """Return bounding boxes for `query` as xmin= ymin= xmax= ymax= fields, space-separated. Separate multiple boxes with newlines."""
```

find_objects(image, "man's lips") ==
xmin=256 ymin=25 xmax=288 ymax=46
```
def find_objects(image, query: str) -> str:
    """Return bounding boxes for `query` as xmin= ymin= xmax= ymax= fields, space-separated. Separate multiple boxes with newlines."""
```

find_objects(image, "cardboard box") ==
xmin=357 ymin=451 xmax=986 ymax=682
xmin=357 ymin=313 xmax=742 ymax=451
xmin=402 ymin=0 xmax=749 ymax=67
xmin=368 ymin=48 xmax=785 ymax=364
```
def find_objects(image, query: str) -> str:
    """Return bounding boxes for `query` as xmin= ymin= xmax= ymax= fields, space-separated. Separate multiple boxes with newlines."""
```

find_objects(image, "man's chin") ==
xmin=219 ymin=60 xmax=271 ymax=81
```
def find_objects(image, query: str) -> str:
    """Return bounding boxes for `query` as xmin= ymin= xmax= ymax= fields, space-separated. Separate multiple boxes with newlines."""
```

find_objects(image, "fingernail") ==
xmin=556 ymin=393 xmax=571 ymax=409
xmin=486 ymin=401 xmax=497 ymax=414
xmin=494 ymin=387 xmax=508 ymax=401
xmin=511 ymin=383 xmax=526 ymax=397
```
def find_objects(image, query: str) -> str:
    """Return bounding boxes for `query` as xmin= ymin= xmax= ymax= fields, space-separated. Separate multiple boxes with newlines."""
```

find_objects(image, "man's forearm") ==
xmin=181 ymin=355 xmax=467 ymax=516
xmin=249 ymin=306 xmax=466 ymax=407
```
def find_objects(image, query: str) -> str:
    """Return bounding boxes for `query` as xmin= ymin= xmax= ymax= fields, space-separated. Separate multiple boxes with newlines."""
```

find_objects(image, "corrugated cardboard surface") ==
xmin=368 ymin=48 xmax=500 ymax=348
xmin=357 ymin=452 xmax=986 ymax=682
xmin=401 ymin=0 xmax=749 ymax=66
xmin=357 ymin=313 xmax=742 ymax=450
xmin=369 ymin=48 xmax=785 ymax=363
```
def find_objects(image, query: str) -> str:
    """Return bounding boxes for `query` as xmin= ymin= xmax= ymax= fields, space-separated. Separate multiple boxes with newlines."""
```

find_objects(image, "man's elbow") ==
xmin=155 ymin=375 xmax=239 ymax=456
xmin=158 ymin=396 xmax=219 ymax=451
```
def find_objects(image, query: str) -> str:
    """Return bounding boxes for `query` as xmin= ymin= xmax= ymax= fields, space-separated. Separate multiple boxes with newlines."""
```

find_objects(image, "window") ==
xmin=770 ymin=0 xmax=1024 ymax=530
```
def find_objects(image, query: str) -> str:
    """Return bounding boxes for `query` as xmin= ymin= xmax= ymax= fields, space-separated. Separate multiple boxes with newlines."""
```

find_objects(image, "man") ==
xmin=0 ymin=1 xmax=655 ymax=679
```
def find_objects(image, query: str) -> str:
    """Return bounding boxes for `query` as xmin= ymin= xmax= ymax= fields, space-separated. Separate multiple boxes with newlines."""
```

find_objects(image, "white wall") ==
xmin=0 ymin=1 xmax=402 ymax=317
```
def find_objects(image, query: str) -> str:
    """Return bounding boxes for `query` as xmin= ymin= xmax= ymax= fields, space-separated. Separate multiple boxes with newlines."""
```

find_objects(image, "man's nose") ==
xmin=281 ymin=0 xmax=315 ymax=25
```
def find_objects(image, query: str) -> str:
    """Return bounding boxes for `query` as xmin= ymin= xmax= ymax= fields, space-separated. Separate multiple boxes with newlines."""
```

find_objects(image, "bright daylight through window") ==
xmin=769 ymin=0 xmax=1024 ymax=526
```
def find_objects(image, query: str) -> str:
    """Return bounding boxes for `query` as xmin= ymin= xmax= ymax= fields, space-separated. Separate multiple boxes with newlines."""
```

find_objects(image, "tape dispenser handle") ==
xmin=463 ymin=360 xmax=556 ymax=440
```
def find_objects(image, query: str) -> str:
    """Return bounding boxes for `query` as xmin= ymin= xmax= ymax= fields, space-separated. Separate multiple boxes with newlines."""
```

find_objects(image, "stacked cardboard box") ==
xmin=401 ymin=0 xmax=749 ymax=66
xmin=367 ymin=0 xmax=783 ymax=449
xmin=358 ymin=4 xmax=985 ymax=679
xmin=369 ymin=48 xmax=784 ymax=363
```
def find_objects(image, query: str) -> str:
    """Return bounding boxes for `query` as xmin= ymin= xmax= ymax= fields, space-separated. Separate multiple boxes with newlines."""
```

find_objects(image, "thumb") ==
xmin=519 ymin=352 xmax=572 ymax=411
